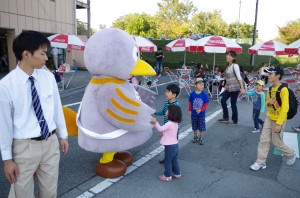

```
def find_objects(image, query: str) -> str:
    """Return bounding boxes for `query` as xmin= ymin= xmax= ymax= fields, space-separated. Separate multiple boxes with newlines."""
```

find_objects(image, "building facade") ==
xmin=0 ymin=0 xmax=77 ymax=71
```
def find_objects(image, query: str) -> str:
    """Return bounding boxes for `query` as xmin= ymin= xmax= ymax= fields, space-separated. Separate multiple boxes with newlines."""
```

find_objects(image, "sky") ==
xmin=76 ymin=0 xmax=299 ymax=41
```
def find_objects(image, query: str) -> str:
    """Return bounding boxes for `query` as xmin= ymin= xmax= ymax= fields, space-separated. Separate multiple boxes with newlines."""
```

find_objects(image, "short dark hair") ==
xmin=166 ymin=84 xmax=180 ymax=97
xmin=167 ymin=105 xmax=182 ymax=123
xmin=261 ymin=62 xmax=267 ymax=66
xmin=13 ymin=30 xmax=50 ymax=61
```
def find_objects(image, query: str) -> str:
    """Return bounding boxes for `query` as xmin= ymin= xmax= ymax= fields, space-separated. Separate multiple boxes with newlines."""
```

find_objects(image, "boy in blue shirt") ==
xmin=245 ymin=80 xmax=266 ymax=133
xmin=189 ymin=78 xmax=209 ymax=145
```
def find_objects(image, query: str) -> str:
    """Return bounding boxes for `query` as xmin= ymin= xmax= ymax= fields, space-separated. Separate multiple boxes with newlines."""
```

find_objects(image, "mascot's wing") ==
xmin=132 ymin=84 xmax=156 ymax=107
xmin=98 ymin=85 xmax=155 ymax=132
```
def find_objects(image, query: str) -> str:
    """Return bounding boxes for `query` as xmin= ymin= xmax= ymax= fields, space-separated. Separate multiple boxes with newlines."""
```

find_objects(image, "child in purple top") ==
xmin=151 ymin=105 xmax=182 ymax=182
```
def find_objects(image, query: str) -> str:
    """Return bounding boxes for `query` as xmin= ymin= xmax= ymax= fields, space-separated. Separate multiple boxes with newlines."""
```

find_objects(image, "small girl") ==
xmin=151 ymin=105 xmax=182 ymax=182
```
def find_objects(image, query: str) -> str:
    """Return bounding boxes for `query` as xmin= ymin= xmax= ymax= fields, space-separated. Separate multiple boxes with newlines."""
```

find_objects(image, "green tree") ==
xmin=227 ymin=22 xmax=255 ymax=38
xmin=77 ymin=20 xmax=97 ymax=35
xmin=277 ymin=19 xmax=300 ymax=44
xmin=156 ymin=20 xmax=190 ymax=39
xmin=155 ymin=0 xmax=197 ymax=38
xmin=156 ymin=0 xmax=197 ymax=22
xmin=112 ymin=13 xmax=157 ymax=37
xmin=190 ymin=10 xmax=228 ymax=36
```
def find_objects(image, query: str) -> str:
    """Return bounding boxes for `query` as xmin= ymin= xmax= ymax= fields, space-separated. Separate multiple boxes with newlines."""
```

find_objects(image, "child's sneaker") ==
xmin=192 ymin=135 xmax=199 ymax=143
xmin=199 ymin=137 xmax=204 ymax=145
xmin=251 ymin=128 xmax=260 ymax=133
xmin=250 ymin=161 xmax=266 ymax=171
xmin=172 ymin=173 xmax=181 ymax=179
xmin=286 ymin=151 xmax=296 ymax=166
xmin=159 ymin=175 xmax=172 ymax=182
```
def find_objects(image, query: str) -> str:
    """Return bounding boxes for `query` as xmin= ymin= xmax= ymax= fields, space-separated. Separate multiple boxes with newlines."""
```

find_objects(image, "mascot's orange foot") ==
xmin=95 ymin=159 xmax=126 ymax=178
xmin=114 ymin=151 xmax=133 ymax=167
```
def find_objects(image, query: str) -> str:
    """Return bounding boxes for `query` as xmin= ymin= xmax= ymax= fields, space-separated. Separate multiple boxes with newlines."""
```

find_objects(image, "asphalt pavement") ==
xmin=0 ymin=70 xmax=299 ymax=198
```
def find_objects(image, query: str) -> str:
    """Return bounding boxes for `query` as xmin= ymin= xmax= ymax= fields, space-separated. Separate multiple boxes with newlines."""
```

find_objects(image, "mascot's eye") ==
xmin=132 ymin=47 xmax=138 ymax=62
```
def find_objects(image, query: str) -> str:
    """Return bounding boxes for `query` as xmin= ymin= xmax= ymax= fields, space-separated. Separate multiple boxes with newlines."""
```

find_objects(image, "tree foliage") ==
xmin=156 ymin=0 xmax=197 ymax=22
xmin=227 ymin=22 xmax=255 ymax=38
xmin=112 ymin=13 xmax=157 ymax=37
xmin=190 ymin=10 xmax=228 ymax=36
xmin=77 ymin=20 xmax=97 ymax=35
xmin=155 ymin=0 xmax=197 ymax=38
xmin=110 ymin=0 xmax=258 ymax=40
xmin=277 ymin=19 xmax=300 ymax=44
xmin=156 ymin=20 xmax=190 ymax=39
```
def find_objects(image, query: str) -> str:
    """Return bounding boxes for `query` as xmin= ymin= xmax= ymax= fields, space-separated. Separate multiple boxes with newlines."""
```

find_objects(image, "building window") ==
xmin=50 ymin=0 xmax=55 ymax=2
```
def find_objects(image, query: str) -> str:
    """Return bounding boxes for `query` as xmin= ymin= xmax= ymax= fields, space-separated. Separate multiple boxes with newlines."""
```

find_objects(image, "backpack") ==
xmin=268 ymin=84 xmax=298 ymax=120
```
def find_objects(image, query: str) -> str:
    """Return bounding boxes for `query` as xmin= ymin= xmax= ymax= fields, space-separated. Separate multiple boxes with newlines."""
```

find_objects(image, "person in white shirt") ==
xmin=51 ymin=47 xmax=59 ymax=69
xmin=0 ymin=30 xmax=69 ymax=197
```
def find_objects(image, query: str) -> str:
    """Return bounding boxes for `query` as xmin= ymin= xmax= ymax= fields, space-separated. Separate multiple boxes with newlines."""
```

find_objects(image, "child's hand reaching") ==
xmin=151 ymin=117 xmax=157 ymax=124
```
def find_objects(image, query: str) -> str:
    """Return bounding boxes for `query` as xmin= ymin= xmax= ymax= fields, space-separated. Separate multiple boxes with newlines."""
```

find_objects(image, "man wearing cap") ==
xmin=250 ymin=66 xmax=296 ymax=171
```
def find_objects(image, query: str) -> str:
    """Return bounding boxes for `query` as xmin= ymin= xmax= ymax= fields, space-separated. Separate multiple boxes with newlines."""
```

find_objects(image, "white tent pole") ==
xmin=268 ymin=56 xmax=271 ymax=66
xmin=213 ymin=53 xmax=216 ymax=73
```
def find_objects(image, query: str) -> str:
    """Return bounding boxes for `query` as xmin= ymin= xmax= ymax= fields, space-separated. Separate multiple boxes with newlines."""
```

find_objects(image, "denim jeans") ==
xmin=155 ymin=60 xmax=162 ymax=75
xmin=220 ymin=90 xmax=240 ymax=123
xmin=252 ymin=108 xmax=264 ymax=129
xmin=164 ymin=144 xmax=180 ymax=177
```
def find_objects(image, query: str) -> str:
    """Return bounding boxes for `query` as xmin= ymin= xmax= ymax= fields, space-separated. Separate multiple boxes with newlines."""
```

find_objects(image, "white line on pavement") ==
xmin=64 ymin=102 xmax=81 ymax=107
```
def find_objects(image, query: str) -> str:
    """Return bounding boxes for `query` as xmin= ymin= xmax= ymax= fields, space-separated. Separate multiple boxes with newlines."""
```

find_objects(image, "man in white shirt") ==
xmin=0 ymin=31 xmax=69 ymax=197
xmin=51 ymin=47 xmax=59 ymax=69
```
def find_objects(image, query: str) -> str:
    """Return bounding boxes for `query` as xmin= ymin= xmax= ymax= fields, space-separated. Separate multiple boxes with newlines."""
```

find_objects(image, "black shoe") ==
xmin=159 ymin=159 xmax=164 ymax=164
xmin=227 ymin=121 xmax=237 ymax=125
xmin=192 ymin=135 xmax=199 ymax=143
xmin=218 ymin=118 xmax=229 ymax=123
xmin=199 ymin=138 xmax=204 ymax=145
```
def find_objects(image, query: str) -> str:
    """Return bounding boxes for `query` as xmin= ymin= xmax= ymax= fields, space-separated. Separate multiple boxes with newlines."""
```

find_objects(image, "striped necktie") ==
xmin=29 ymin=76 xmax=49 ymax=140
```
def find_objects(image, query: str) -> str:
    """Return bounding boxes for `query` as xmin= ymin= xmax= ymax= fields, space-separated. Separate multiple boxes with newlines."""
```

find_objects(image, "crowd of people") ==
xmin=150 ymin=50 xmax=297 ymax=183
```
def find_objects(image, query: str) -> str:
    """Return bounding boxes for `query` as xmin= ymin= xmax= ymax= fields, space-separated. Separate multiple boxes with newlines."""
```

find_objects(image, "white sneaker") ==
xmin=286 ymin=152 xmax=296 ymax=166
xmin=250 ymin=161 xmax=266 ymax=171
xmin=251 ymin=128 xmax=260 ymax=133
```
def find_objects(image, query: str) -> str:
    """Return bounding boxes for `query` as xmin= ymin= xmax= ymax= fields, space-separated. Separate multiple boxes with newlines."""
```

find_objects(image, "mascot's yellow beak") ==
xmin=130 ymin=59 xmax=156 ymax=76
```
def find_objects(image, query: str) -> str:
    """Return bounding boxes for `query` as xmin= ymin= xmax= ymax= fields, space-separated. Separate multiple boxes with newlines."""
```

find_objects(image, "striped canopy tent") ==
xmin=248 ymin=40 xmax=286 ymax=65
xmin=164 ymin=38 xmax=196 ymax=66
xmin=47 ymin=34 xmax=85 ymax=51
xmin=189 ymin=35 xmax=242 ymax=71
xmin=132 ymin=36 xmax=157 ymax=53
xmin=284 ymin=39 xmax=300 ymax=55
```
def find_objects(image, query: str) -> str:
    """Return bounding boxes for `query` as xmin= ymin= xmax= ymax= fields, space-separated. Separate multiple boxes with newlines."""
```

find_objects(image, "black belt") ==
xmin=31 ymin=130 xmax=56 ymax=141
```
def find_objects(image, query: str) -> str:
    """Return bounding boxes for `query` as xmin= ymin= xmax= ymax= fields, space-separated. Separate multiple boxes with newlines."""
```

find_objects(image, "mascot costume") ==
xmin=69 ymin=28 xmax=156 ymax=178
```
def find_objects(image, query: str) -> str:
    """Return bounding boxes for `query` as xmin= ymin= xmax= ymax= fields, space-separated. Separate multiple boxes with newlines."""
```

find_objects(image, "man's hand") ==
xmin=60 ymin=139 xmax=69 ymax=155
xmin=274 ymin=124 xmax=282 ymax=133
xmin=4 ymin=160 xmax=19 ymax=184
